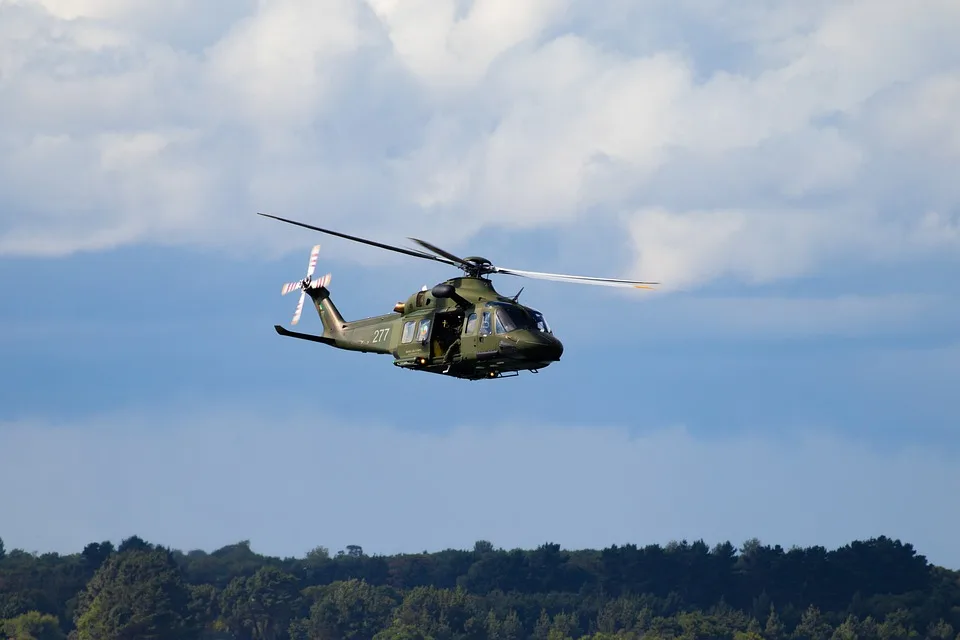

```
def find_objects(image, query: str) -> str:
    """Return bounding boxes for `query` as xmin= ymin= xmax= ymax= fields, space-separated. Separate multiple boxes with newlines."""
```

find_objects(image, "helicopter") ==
xmin=258 ymin=212 xmax=659 ymax=380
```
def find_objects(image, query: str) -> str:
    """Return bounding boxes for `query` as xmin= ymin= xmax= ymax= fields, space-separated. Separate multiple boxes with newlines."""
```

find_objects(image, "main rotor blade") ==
xmin=406 ymin=237 xmax=474 ymax=270
xmin=493 ymin=266 xmax=659 ymax=289
xmin=257 ymin=213 xmax=459 ymax=267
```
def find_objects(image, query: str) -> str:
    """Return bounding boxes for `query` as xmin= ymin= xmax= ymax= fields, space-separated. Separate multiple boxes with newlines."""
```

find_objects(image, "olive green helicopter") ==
xmin=258 ymin=213 xmax=659 ymax=380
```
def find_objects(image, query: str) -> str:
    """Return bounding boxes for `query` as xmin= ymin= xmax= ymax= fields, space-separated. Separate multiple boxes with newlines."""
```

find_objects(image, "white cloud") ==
xmin=1 ymin=0 xmax=958 ymax=289
xmin=34 ymin=0 xmax=170 ymax=21
xmin=624 ymin=207 xmax=960 ymax=291
xmin=625 ymin=208 xmax=839 ymax=289
xmin=366 ymin=0 xmax=571 ymax=92
xmin=203 ymin=0 xmax=367 ymax=130
xmin=1 ymin=407 xmax=958 ymax=568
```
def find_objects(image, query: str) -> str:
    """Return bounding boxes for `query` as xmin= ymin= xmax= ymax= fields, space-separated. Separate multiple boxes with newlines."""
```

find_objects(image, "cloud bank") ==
xmin=2 ymin=407 xmax=958 ymax=568
xmin=2 ymin=0 xmax=959 ymax=290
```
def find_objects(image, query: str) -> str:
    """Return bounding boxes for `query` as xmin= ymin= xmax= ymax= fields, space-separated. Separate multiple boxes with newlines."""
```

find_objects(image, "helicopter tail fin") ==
xmin=305 ymin=284 xmax=346 ymax=341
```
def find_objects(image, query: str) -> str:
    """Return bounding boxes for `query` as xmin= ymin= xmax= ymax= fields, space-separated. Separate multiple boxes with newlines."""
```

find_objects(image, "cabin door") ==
xmin=396 ymin=314 xmax=434 ymax=362
xmin=431 ymin=310 xmax=464 ymax=363
xmin=461 ymin=305 xmax=496 ymax=360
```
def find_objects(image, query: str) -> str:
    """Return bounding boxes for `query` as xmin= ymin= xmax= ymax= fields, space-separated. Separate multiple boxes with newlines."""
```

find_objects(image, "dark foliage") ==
xmin=1 ymin=534 xmax=958 ymax=639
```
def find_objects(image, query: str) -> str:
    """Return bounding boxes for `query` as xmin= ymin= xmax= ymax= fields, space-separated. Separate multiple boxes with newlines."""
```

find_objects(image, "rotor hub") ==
xmin=461 ymin=256 xmax=495 ymax=277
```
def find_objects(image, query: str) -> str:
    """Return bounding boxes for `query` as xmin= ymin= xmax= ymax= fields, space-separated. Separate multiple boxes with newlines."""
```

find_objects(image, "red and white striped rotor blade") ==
xmin=291 ymin=290 xmax=306 ymax=325
xmin=281 ymin=282 xmax=302 ymax=296
xmin=308 ymin=273 xmax=332 ymax=289
xmin=306 ymin=244 xmax=320 ymax=278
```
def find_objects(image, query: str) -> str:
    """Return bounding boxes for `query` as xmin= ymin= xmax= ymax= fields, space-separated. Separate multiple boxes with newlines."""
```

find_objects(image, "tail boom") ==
xmin=303 ymin=286 xmax=395 ymax=355
xmin=275 ymin=244 xmax=395 ymax=355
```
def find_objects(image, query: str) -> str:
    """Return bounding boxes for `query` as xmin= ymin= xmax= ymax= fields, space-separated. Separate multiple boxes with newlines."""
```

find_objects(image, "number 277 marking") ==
xmin=372 ymin=328 xmax=390 ymax=343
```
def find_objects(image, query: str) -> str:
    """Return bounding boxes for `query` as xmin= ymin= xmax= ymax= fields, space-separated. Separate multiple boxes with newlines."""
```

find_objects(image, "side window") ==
xmin=416 ymin=318 xmax=431 ymax=342
xmin=401 ymin=321 xmax=416 ymax=343
xmin=464 ymin=313 xmax=477 ymax=334
xmin=480 ymin=311 xmax=491 ymax=336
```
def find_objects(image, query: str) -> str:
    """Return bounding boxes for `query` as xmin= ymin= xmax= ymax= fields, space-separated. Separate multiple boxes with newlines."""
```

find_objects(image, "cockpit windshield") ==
xmin=529 ymin=309 xmax=552 ymax=334
xmin=489 ymin=302 xmax=553 ymax=334
xmin=493 ymin=304 xmax=526 ymax=333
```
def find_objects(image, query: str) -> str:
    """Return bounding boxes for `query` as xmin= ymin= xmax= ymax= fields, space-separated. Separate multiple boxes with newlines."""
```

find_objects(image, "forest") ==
xmin=0 ymin=534 xmax=958 ymax=639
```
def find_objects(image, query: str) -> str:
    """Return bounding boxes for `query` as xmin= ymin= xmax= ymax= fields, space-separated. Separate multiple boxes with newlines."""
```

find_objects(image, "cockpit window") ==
xmin=495 ymin=308 xmax=516 ymax=333
xmin=487 ymin=302 xmax=552 ymax=334
xmin=489 ymin=303 xmax=527 ymax=333
xmin=529 ymin=309 xmax=552 ymax=333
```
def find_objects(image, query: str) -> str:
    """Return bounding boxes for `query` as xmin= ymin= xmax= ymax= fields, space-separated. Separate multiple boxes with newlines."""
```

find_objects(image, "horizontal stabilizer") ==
xmin=274 ymin=325 xmax=337 ymax=346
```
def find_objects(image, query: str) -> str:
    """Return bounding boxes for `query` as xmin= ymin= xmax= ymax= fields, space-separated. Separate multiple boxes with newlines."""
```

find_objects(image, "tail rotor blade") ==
xmin=308 ymin=273 xmax=332 ymax=289
xmin=306 ymin=244 xmax=320 ymax=278
xmin=281 ymin=282 xmax=302 ymax=296
xmin=292 ymin=290 xmax=306 ymax=325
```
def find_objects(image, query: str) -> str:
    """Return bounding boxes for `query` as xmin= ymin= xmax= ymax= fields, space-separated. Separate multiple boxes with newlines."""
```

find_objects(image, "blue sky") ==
xmin=1 ymin=0 xmax=959 ymax=567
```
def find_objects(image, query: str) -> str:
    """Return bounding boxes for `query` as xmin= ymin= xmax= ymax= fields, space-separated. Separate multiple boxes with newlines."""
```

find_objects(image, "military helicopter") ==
xmin=258 ymin=213 xmax=658 ymax=380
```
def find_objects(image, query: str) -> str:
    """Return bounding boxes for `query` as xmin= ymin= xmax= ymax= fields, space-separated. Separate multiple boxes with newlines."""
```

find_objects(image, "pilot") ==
xmin=479 ymin=313 xmax=491 ymax=336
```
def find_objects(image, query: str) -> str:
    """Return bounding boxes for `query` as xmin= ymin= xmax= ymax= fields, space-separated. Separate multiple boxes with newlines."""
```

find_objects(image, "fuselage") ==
xmin=305 ymin=276 xmax=563 ymax=379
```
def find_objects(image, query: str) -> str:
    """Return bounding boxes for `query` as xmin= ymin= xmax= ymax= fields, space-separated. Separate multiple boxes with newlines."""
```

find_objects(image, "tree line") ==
xmin=0 ymin=534 xmax=958 ymax=639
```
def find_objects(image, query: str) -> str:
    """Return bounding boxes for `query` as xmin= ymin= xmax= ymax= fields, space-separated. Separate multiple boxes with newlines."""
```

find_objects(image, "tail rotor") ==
xmin=281 ymin=244 xmax=332 ymax=325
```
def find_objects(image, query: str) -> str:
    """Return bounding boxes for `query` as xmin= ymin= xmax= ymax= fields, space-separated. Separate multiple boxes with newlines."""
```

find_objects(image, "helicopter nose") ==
xmin=521 ymin=333 xmax=563 ymax=362
xmin=543 ymin=341 xmax=563 ymax=362
xmin=549 ymin=336 xmax=563 ymax=360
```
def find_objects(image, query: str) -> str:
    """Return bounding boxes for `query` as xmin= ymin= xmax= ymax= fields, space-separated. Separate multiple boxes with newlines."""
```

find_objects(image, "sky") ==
xmin=1 ymin=0 xmax=959 ymax=567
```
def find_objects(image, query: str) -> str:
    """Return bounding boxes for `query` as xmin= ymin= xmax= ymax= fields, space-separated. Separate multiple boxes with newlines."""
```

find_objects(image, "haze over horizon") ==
xmin=1 ymin=0 xmax=958 ymax=567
